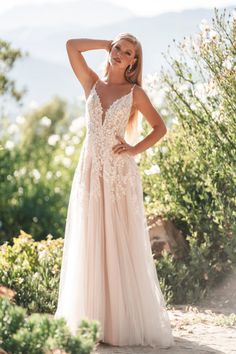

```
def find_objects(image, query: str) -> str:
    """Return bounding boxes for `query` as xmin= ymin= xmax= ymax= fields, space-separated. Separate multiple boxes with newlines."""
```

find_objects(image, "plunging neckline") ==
xmin=93 ymin=80 xmax=136 ymax=126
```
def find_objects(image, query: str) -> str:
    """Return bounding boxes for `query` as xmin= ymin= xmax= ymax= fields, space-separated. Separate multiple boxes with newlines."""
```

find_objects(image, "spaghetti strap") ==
xmin=93 ymin=79 xmax=99 ymax=90
xmin=86 ymin=79 xmax=99 ymax=101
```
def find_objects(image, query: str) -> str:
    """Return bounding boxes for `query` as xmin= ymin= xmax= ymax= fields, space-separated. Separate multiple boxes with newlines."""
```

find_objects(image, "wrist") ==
xmin=132 ymin=145 xmax=139 ymax=156
xmin=105 ymin=40 xmax=113 ymax=52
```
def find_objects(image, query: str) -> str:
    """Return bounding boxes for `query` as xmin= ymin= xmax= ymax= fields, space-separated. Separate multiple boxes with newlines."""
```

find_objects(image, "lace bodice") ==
xmin=86 ymin=79 xmax=136 ymax=135
xmin=75 ymin=80 xmax=141 ymax=212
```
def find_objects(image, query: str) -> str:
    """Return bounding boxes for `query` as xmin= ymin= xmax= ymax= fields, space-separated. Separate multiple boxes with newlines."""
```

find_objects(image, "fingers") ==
xmin=115 ymin=147 xmax=127 ymax=154
xmin=115 ymin=134 xmax=125 ymax=143
xmin=112 ymin=143 xmax=129 ymax=154
xmin=113 ymin=135 xmax=129 ymax=154
xmin=112 ymin=144 xmax=125 ymax=154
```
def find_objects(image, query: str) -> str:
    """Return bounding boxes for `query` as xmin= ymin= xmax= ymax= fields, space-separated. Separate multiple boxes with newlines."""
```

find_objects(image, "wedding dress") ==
xmin=54 ymin=79 xmax=174 ymax=348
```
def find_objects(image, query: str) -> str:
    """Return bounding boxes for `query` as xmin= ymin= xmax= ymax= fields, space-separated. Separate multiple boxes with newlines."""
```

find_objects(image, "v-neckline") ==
xmin=93 ymin=80 xmax=135 ymax=126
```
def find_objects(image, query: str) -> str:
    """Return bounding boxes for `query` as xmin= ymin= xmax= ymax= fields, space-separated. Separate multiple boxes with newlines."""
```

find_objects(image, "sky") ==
xmin=0 ymin=0 xmax=235 ymax=16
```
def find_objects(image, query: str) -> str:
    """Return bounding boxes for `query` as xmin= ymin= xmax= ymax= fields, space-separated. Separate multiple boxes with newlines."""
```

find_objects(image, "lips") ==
xmin=114 ymin=57 xmax=121 ymax=63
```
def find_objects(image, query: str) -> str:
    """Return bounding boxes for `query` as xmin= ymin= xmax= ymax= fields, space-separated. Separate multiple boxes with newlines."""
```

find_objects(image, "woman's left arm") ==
xmin=113 ymin=86 xmax=167 ymax=156
xmin=132 ymin=85 xmax=167 ymax=155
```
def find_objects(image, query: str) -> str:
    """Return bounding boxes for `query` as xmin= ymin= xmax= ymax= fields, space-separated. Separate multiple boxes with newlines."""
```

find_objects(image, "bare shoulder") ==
xmin=133 ymin=84 xmax=147 ymax=97
xmin=132 ymin=84 xmax=149 ymax=108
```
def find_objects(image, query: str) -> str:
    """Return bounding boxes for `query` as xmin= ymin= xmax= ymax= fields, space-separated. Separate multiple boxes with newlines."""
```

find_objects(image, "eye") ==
xmin=126 ymin=52 xmax=131 ymax=56
xmin=115 ymin=45 xmax=120 ymax=50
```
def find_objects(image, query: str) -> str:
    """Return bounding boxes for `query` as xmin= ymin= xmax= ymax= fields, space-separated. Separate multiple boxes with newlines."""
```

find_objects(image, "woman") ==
xmin=54 ymin=32 xmax=174 ymax=348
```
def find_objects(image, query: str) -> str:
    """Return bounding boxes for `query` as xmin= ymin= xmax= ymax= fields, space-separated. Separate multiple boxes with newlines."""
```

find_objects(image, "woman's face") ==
xmin=109 ymin=39 xmax=137 ymax=71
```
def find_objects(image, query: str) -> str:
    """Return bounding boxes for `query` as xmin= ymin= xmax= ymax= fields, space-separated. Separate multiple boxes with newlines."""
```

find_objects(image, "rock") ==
xmin=147 ymin=215 xmax=187 ymax=258
xmin=0 ymin=349 xmax=8 ymax=354
xmin=0 ymin=285 xmax=16 ymax=300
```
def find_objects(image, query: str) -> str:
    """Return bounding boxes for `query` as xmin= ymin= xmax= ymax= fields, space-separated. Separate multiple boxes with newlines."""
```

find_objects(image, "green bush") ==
xmin=155 ymin=231 xmax=236 ymax=304
xmin=0 ymin=97 xmax=86 ymax=244
xmin=0 ymin=230 xmax=63 ymax=314
xmin=0 ymin=297 xmax=99 ymax=354
xmin=139 ymin=8 xmax=236 ymax=303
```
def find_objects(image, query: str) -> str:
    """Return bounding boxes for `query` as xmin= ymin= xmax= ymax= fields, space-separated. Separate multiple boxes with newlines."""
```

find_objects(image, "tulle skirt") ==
xmin=54 ymin=143 xmax=174 ymax=348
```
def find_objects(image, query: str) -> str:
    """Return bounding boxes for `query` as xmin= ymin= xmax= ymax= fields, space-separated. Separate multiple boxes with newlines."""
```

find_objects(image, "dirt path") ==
xmin=92 ymin=269 xmax=236 ymax=354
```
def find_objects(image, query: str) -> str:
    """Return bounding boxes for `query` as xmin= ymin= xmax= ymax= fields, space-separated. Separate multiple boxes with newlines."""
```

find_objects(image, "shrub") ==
xmin=140 ymin=8 xmax=236 ymax=303
xmin=0 ymin=230 xmax=63 ymax=314
xmin=0 ymin=97 xmax=86 ymax=244
xmin=0 ymin=297 xmax=99 ymax=354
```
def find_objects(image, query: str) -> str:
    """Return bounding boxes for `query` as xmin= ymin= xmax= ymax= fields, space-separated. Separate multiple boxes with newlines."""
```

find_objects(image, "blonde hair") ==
xmin=102 ymin=32 xmax=143 ymax=145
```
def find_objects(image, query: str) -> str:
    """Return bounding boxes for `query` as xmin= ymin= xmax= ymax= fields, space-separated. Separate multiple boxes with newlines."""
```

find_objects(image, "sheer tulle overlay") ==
xmin=54 ymin=80 xmax=174 ymax=348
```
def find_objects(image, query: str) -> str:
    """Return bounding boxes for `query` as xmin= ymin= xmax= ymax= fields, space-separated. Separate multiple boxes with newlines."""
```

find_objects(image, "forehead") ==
xmin=116 ymin=39 xmax=135 ymax=52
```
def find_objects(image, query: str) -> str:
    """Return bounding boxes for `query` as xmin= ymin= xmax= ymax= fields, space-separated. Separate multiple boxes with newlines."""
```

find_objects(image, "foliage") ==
xmin=155 ymin=232 xmax=236 ymax=304
xmin=0 ymin=230 xmax=63 ymax=313
xmin=0 ymin=97 xmax=86 ymax=244
xmin=139 ymin=8 xmax=236 ymax=303
xmin=0 ymin=296 xmax=99 ymax=354
xmin=0 ymin=38 xmax=27 ymax=103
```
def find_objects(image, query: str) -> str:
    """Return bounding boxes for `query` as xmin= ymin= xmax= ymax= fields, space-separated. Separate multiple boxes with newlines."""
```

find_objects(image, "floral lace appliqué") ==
xmin=75 ymin=82 xmax=142 ymax=214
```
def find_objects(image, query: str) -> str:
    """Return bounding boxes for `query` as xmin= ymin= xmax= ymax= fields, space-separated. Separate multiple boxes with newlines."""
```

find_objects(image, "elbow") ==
xmin=66 ymin=39 xmax=71 ymax=47
xmin=160 ymin=120 xmax=167 ymax=137
xmin=66 ymin=39 xmax=74 ymax=49
xmin=153 ymin=123 xmax=167 ymax=138
xmin=162 ymin=124 xmax=167 ymax=136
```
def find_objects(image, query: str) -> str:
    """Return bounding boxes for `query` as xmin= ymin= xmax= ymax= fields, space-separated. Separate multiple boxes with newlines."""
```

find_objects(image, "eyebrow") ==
xmin=116 ymin=43 xmax=134 ymax=53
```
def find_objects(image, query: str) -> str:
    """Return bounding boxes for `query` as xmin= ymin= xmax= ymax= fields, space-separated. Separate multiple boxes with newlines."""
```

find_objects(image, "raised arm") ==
xmin=66 ymin=38 xmax=112 ymax=97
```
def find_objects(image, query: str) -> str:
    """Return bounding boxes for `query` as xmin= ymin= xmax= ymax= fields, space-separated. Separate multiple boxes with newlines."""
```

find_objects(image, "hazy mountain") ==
xmin=0 ymin=4 xmax=233 ymax=118
xmin=0 ymin=0 xmax=134 ymax=30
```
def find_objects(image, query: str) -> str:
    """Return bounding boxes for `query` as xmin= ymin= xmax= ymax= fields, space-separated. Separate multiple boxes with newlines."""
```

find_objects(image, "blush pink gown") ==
xmin=54 ymin=79 xmax=174 ymax=348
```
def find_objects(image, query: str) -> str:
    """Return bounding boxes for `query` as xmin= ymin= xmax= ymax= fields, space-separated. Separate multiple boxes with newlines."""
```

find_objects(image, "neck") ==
xmin=103 ymin=69 xmax=128 ymax=85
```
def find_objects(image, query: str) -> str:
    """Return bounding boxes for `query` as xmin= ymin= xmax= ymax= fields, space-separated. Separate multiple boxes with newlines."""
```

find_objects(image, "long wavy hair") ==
xmin=101 ymin=32 xmax=143 ymax=145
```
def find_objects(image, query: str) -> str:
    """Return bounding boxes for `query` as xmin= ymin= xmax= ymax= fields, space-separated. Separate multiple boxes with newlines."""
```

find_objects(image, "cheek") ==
xmin=123 ymin=56 xmax=130 ymax=63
